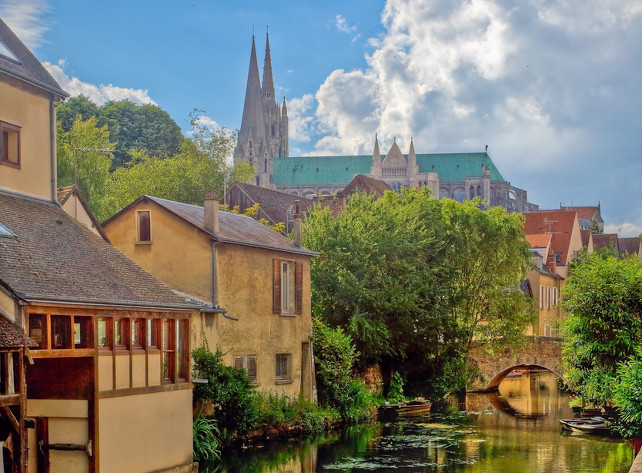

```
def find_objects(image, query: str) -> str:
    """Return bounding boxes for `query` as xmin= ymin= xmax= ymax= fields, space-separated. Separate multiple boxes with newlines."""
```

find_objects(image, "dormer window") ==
xmin=0 ymin=121 xmax=20 ymax=168
xmin=0 ymin=222 xmax=15 ymax=238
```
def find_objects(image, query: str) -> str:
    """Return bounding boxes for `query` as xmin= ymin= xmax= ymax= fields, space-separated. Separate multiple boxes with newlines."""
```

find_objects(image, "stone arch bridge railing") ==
xmin=468 ymin=336 xmax=562 ymax=392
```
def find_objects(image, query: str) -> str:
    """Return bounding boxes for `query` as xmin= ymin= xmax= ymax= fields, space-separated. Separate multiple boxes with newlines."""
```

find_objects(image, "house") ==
xmin=592 ymin=233 xmax=620 ymax=253
xmin=102 ymin=195 xmax=318 ymax=400
xmin=524 ymin=235 xmax=564 ymax=338
xmin=559 ymin=204 xmax=604 ymax=232
xmin=580 ymin=229 xmax=594 ymax=252
xmin=522 ymin=210 xmax=583 ymax=279
xmin=57 ymin=185 xmax=109 ymax=241
xmin=0 ymin=18 xmax=197 ymax=473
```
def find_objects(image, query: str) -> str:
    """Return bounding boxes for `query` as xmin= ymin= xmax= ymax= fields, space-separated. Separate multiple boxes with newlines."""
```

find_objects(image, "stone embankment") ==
xmin=630 ymin=452 xmax=642 ymax=473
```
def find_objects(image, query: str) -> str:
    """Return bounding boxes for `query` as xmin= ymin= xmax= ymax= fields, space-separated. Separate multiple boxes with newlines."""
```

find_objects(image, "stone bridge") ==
xmin=468 ymin=336 xmax=562 ymax=392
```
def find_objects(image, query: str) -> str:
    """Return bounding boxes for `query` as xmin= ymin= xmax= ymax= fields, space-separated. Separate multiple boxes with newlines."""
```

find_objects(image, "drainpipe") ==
xmin=50 ymin=98 xmax=57 ymax=202
xmin=293 ymin=200 xmax=302 ymax=247
xmin=204 ymin=192 xmax=220 ymax=306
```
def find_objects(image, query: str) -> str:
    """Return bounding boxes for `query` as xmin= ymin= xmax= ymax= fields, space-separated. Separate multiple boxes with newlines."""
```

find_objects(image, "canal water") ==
xmin=203 ymin=370 xmax=634 ymax=472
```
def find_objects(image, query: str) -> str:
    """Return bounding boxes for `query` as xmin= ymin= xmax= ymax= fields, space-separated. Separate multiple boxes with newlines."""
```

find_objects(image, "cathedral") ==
xmin=233 ymin=35 xmax=538 ymax=213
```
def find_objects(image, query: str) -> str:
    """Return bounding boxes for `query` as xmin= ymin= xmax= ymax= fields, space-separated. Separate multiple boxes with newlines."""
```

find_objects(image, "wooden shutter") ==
xmin=273 ymin=258 xmax=281 ymax=314
xmin=234 ymin=356 xmax=243 ymax=370
xmin=248 ymin=355 xmax=257 ymax=382
xmin=295 ymin=261 xmax=303 ymax=315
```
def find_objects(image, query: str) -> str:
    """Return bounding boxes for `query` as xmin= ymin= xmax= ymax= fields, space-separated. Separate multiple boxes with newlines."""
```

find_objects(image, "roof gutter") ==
xmin=0 ymin=67 xmax=69 ymax=99
xmin=15 ymin=294 xmax=197 ymax=312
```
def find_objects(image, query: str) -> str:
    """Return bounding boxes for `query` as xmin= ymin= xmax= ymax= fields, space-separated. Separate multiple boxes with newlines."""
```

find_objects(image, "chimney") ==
xmin=547 ymin=252 xmax=557 ymax=274
xmin=204 ymin=192 xmax=219 ymax=233
xmin=293 ymin=200 xmax=302 ymax=247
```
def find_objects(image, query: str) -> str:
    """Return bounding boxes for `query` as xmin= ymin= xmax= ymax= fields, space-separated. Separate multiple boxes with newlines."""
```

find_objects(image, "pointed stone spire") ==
xmin=282 ymin=97 xmax=288 ymax=117
xmin=408 ymin=137 xmax=417 ymax=166
xmin=373 ymin=134 xmax=381 ymax=164
xmin=235 ymin=35 xmax=266 ymax=161
xmin=262 ymin=29 xmax=275 ymax=101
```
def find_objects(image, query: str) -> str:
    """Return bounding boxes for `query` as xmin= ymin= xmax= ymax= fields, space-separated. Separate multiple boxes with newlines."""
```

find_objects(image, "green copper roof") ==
xmin=416 ymin=153 xmax=504 ymax=181
xmin=273 ymin=152 xmax=504 ymax=186
xmin=274 ymin=155 xmax=372 ymax=186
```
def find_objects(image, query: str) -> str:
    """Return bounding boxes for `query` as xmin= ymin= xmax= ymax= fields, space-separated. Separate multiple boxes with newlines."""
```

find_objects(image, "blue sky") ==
xmin=2 ymin=0 xmax=642 ymax=235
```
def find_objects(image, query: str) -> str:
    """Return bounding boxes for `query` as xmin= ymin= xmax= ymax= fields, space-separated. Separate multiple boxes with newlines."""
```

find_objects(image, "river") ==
xmin=203 ymin=370 xmax=634 ymax=472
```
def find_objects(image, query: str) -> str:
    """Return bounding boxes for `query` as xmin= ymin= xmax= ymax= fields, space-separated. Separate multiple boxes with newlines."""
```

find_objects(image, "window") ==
xmin=161 ymin=319 xmax=175 ymax=382
xmin=0 ymin=222 xmax=15 ymax=238
xmin=137 ymin=210 xmax=151 ymax=243
xmin=234 ymin=354 xmax=258 ymax=384
xmin=275 ymin=354 xmax=292 ymax=383
xmin=147 ymin=319 xmax=160 ymax=348
xmin=73 ymin=316 xmax=93 ymax=349
xmin=114 ymin=318 xmax=129 ymax=348
xmin=132 ymin=318 xmax=144 ymax=348
xmin=97 ymin=317 xmax=111 ymax=349
xmin=29 ymin=314 xmax=47 ymax=349
xmin=0 ymin=121 xmax=20 ymax=168
xmin=539 ymin=286 xmax=544 ymax=310
xmin=273 ymin=259 xmax=303 ymax=315
xmin=51 ymin=315 xmax=72 ymax=349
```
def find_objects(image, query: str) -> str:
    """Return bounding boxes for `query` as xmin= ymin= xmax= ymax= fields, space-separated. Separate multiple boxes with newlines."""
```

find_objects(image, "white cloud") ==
xmin=0 ymin=0 xmax=50 ymax=49
xmin=289 ymin=0 xmax=642 ymax=229
xmin=194 ymin=115 xmax=221 ymax=130
xmin=44 ymin=60 xmax=157 ymax=106
xmin=333 ymin=14 xmax=361 ymax=43
xmin=604 ymin=223 xmax=642 ymax=238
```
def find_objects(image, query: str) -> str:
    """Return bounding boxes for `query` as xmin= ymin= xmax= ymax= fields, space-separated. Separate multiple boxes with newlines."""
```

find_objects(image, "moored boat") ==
xmin=378 ymin=399 xmax=432 ymax=421
xmin=559 ymin=416 xmax=610 ymax=435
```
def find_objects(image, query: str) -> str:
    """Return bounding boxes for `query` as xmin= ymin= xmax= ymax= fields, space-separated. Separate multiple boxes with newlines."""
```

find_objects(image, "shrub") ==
xmin=192 ymin=346 xmax=261 ymax=441
xmin=612 ymin=347 xmax=642 ymax=437
xmin=312 ymin=319 xmax=374 ymax=422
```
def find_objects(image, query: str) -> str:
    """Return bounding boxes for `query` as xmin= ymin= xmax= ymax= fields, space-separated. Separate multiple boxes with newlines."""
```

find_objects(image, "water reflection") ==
xmin=204 ymin=370 xmax=634 ymax=473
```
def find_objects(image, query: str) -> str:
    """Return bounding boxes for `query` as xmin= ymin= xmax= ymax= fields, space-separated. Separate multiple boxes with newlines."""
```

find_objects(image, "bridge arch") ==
xmin=468 ymin=337 xmax=562 ymax=392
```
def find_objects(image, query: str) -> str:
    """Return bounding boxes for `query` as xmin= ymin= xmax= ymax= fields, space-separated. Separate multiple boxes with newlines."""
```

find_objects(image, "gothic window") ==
xmin=470 ymin=186 xmax=475 ymax=199
xmin=264 ymin=159 xmax=268 ymax=173
xmin=271 ymin=124 xmax=275 ymax=136
xmin=477 ymin=185 xmax=481 ymax=196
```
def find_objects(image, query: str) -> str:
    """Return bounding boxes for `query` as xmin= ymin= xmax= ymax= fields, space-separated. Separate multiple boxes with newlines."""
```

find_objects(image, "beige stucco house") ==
xmin=0 ymin=19 xmax=197 ymax=473
xmin=103 ymin=195 xmax=318 ymax=400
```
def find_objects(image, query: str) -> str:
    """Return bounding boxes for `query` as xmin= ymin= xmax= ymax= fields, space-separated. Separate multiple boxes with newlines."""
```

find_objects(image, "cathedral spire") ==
xmin=234 ymin=35 xmax=266 ymax=161
xmin=262 ymin=29 xmax=275 ymax=101
xmin=282 ymin=96 xmax=288 ymax=117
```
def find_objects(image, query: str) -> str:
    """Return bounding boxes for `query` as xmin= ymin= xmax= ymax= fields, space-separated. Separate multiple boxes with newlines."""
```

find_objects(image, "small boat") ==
xmin=378 ymin=399 xmax=432 ymax=421
xmin=559 ymin=416 xmax=610 ymax=435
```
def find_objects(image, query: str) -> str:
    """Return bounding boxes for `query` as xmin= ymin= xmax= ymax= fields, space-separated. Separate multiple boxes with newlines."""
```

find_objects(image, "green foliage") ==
xmin=56 ymin=116 xmax=114 ymax=220
xmin=613 ymin=347 xmax=642 ymax=436
xmin=561 ymin=254 xmax=642 ymax=406
xmin=312 ymin=319 xmax=373 ymax=422
xmin=255 ymin=391 xmax=334 ymax=433
xmin=387 ymin=372 xmax=406 ymax=403
xmin=193 ymin=417 xmax=220 ymax=462
xmin=304 ymin=189 xmax=533 ymax=395
xmin=57 ymin=96 xmax=100 ymax=132
xmin=100 ymin=99 xmax=184 ymax=167
xmin=191 ymin=347 xmax=261 ymax=441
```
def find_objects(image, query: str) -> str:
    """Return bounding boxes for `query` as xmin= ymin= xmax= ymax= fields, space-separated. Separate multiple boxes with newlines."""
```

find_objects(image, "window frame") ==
xmin=275 ymin=353 xmax=292 ymax=384
xmin=234 ymin=354 xmax=258 ymax=385
xmin=0 ymin=121 xmax=20 ymax=169
xmin=136 ymin=210 xmax=152 ymax=244
xmin=273 ymin=258 xmax=303 ymax=316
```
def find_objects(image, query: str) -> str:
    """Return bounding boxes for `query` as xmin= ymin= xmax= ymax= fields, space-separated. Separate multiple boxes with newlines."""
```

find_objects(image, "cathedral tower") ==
xmin=234 ymin=32 xmax=289 ymax=188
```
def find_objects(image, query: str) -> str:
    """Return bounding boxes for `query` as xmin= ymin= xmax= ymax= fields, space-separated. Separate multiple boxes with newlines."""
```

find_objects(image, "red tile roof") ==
xmin=580 ymin=229 xmax=592 ymax=247
xmin=525 ymin=233 xmax=552 ymax=248
xmin=559 ymin=206 xmax=600 ymax=222
xmin=592 ymin=233 xmax=619 ymax=251
xmin=0 ymin=316 xmax=37 ymax=348
xmin=619 ymin=237 xmax=641 ymax=256
xmin=522 ymin=210 xmax=578 ymax=266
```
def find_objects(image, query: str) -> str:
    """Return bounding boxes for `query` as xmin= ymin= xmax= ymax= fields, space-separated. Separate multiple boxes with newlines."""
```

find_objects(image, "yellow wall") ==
xmin=0 ymin=288 xmax=16 ymax=321
xmin=527 ymin=270 xmax=563 ymax=337
xmin=104 ymin=202 xmax=315 ymax=399
xmin=104 ymin=202 xmax=213 ymax=301
xmin=98 ymin=389 xmax=193 ymax=473
xmin=98 ymin=352 xmax=162 ymax=392
xmin=0 ymin=78 xmax=55 ymax=200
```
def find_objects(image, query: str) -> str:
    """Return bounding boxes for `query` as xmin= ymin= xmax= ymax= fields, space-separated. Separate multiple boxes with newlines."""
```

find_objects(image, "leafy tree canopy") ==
xmin=561 ymin=254 xmax=642 ymax=405
xmin=303 ymin=190 xmax=533 ymax=394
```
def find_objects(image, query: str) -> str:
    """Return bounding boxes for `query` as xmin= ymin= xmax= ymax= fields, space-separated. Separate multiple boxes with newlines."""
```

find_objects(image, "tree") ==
xmin=57 ymin=116 xmax=114 ymax=221
xmin=561 ymin=254 xmax=642 ymax=405
xmin=57 ymin=96 xmax=101 ymax=132
xmin=303 ymin=190 xmax=533 ymax=396
xmin=103 ymin=115 xmax=253 ymax=218
xmin=99 ymin=100 xmax=184 ymax=167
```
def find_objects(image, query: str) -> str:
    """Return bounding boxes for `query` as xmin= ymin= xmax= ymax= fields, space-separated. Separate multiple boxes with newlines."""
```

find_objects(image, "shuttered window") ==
xmin=275 ymin=353 xmax=292 ymax=383
xmin=234 ymin=354 xmax=258 ymax=384
xmin=137 ymin=210 xmax=151 ymax=243
xmin=273 ymin=258 xmax=303 ymax=315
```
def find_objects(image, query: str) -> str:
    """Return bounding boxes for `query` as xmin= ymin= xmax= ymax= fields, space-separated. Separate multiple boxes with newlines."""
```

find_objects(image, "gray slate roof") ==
xmin=0 ymin=191 xmax=194 ymax=309
xmin=133 ymin=196 xmax=317 ymax=256
xmin=0 ymin=19 xmax=67 ymax=98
